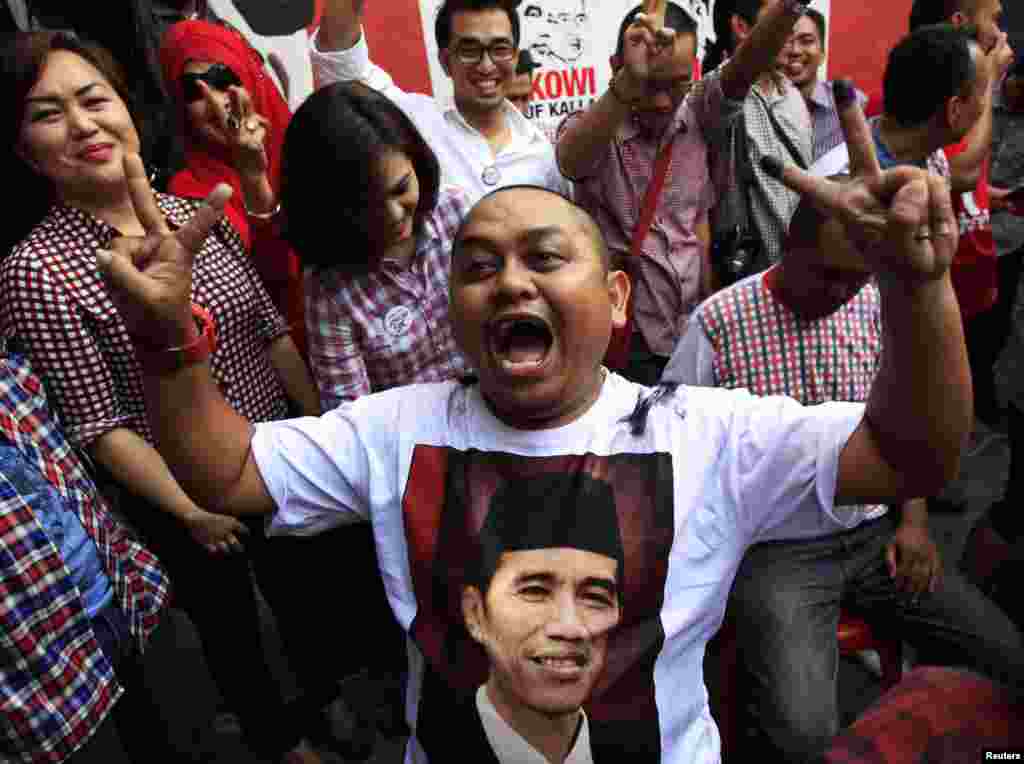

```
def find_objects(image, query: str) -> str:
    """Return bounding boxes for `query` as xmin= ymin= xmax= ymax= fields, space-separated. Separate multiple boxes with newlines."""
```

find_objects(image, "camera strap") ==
xmin=603 ymin=140 xmax=675 ymax=371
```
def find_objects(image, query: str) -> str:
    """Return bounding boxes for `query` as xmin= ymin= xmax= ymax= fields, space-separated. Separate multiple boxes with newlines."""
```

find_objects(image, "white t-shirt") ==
xmin=309 ymin=29 xmax=571 ymax=204
xmin=252 ymin=373 xmax=863 ymax=764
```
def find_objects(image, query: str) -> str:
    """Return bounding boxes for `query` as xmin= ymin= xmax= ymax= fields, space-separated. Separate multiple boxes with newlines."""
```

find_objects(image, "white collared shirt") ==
xmin=476 ymin=685 xmax=594 ymax=764
xmin=309 ymin=28 xmax=571 ymax=204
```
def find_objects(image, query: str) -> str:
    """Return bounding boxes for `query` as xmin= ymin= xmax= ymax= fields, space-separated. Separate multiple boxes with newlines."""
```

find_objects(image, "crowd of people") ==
xmin=1 ymin=0 xmax=1023 ymax=763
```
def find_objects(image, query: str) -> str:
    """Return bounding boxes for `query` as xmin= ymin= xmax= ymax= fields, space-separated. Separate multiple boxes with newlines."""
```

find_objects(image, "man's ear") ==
xmin=609 ymin=53 xmax=622 ymax=71
xmin=439 ymin=48 xmax=452 ymax=78
xmin=462 ymin=586 xmax=487 ymax=644
xmin=607 ymin=268 xmax=631 ymax=330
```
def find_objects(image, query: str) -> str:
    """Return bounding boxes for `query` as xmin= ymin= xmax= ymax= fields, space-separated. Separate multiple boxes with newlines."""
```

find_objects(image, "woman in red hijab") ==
xmin=160 ymin=19 xmax=305 ymax=355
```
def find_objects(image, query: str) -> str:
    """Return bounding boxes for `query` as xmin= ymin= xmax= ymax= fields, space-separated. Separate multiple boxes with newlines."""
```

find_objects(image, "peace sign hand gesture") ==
xmin=97 ymin=154 xmax=231 ymax=348
xmin=762 ymin=79 xmax=958 ymax=285
xmin=616 ymin=0 xmax=679 ymax=101
xmin=198 ymin=80 xmax=270 ymax=179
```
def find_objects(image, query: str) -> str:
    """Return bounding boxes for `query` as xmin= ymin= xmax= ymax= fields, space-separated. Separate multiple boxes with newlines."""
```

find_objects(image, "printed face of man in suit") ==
xmin=462 ymin=546 xmax=621 ymax=723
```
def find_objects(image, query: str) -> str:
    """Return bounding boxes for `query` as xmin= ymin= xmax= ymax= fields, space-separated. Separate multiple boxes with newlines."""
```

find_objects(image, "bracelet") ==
xmin=610 ymin=74 xmax=641 ymax=107
xmin=133 ymin=303 xmax=217 ymax=374
xmin=246 ymin=202 xmax=281 ymax=221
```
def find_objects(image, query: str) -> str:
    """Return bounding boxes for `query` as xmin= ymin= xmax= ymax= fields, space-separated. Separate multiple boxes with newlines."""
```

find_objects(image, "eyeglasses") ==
xmin=180 ymin=63 xmax=243 ymax=103
xmin=451 ymin=40 xmax=516 ymax=66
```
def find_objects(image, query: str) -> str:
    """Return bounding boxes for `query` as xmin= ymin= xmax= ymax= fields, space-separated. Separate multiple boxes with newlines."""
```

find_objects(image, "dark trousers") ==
xmin=254 ymin=522 xmax=407 ymax=717
xmin=123 ymin=495 xmax=302 ymax=757
xmin=72 ymin=608 xmax=196 ymax=762
xmin=965 ymin=250 xmax=1024 ymax=426
xmin=731 ymin=514 xmax=1024 ymax=762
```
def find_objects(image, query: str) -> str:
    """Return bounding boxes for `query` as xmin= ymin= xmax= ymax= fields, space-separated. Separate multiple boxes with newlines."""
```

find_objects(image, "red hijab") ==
xmin=160 ymin=20 xmax=292 ymax=248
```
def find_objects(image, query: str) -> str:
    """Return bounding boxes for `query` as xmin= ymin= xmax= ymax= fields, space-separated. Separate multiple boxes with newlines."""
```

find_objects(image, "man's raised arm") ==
xmin=97 ymin=155 xmax=276 ymax=517
xmin=763 ymin=82 xmax=971 ymax=503
xmin=557 ymin=1 xmax=672 ymax=179
xmin=317 ymin=0 xmax=364 ymax=53
xmin=310 ymin=0 xmax=398 ymax=94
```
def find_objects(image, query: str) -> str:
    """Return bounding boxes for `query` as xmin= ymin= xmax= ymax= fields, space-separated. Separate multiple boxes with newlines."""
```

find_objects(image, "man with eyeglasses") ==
xmin=310 ymin=0 xmax=569 ymax=203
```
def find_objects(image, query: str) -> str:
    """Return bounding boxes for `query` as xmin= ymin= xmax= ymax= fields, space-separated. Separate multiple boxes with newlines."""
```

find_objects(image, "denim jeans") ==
xmin=730 ymin=513 xmax=1024 ymax=762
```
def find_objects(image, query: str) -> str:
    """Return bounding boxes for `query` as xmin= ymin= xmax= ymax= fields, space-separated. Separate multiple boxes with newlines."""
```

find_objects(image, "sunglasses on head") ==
xmin=180 ymin=63 xmax=242 ymax=103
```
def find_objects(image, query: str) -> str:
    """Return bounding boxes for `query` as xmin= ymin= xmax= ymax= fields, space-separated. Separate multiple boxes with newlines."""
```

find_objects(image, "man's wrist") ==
xmin=610 ymin=71 xmax=643 ymax=106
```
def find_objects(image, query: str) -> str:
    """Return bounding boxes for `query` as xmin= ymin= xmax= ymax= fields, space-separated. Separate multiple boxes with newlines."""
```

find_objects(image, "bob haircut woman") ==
xmin=281 ymin=80 xmax=442 ymax=275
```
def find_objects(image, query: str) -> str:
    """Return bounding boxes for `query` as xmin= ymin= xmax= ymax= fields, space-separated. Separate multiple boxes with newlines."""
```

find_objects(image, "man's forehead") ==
xmin=498 ymin=547 xmax=619 ymax=577
xmin=461 ymin=189 xmax=582 ymax=240
xmin=451 ymin=7 xmax=514 ymax=39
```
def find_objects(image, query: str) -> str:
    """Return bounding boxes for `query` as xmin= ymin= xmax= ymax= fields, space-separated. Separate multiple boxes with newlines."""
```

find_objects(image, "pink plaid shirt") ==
xmin=305 ymin=187 xmax=473 ymax=409
xmin=561 ymin=98 xmax=722 ymax=356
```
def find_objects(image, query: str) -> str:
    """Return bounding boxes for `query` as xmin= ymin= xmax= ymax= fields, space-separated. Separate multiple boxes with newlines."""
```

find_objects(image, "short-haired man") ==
xmin=98 ymin=105 xmax=985 ymax=761
xmin=783 ymin=7 xmax=868 ymax=170
xmin=460 ymin=473 xmax=623 ymax=764
xmin=698 ymin=0 xmax=814 ymax=268
xmin=311 ymin=0 xmax=569 ymax=203
xmin=663 ymin=181 xmax=1024 ymax=761
xmin=557 ymin=0 xmax=806 ymax=383
xmin=907 ymin=1 xmax=1015 ymax=455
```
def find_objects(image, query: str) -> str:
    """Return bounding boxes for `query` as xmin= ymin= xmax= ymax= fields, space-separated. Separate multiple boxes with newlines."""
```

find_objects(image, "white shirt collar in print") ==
xmin=476 ymin=685 xmax=594 ymax=764
xmin=444 ymin=98 xmax=548 ymax=153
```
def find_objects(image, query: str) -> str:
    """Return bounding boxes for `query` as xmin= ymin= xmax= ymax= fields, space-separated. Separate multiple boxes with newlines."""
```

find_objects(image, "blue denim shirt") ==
xmin=0 ymin=438 xmax=113 ymax=617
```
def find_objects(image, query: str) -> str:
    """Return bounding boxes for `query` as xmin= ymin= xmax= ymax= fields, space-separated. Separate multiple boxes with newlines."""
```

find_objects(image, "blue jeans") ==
xmin=730 ymin=513 xmax=1024 ymax=762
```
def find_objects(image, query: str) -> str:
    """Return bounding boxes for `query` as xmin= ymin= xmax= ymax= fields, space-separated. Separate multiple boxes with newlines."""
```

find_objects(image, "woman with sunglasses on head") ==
xmin=160 ymin=19 xmax=306 ymax=355
xmin=0 ymin=30 xmax=324 ymax=764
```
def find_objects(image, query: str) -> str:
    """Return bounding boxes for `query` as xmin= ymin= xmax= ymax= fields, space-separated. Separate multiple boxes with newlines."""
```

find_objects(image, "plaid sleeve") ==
xmin=215 ymin=221 xmax=291 ymax=346
xmin=0 ymin=252 xmax=138 ymax=448
xmin=304 ymin=268 xmax=371 ymax=410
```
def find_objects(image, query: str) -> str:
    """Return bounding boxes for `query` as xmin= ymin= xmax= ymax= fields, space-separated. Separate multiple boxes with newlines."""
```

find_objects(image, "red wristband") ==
xmin=134 ymin=304 xmax=217 ymax=374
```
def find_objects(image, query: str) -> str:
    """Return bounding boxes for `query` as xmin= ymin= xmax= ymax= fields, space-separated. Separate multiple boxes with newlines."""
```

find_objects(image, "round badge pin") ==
xmin=481 ymin=165 xmax=501 ymax=187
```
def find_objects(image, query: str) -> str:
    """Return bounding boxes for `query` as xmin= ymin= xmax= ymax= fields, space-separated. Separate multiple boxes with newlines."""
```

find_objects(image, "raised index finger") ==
xmin=642 ymin=0 xmax=668 ymax=21
xmin=832 ymin=79 xmax=880 ymax=179
xmin=123 ymin=154 xmax=170 ymax=235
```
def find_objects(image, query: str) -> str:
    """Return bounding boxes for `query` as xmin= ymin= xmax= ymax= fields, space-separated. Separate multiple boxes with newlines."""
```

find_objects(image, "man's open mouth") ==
xmin=489 ymin=315 xmax=554 ymax=372
xmin=531 ymin=653 xmax=588 ymax=670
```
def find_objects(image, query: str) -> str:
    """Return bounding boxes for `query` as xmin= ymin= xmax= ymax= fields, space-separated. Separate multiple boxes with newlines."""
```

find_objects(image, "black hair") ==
xmin=0 ymin=31 xmax=142 ymax=254
xmin=466 ymin=472 xmax=626 ymax=598
xmin=614 ymin=2 xmax=699 ymax=60
xmin=704 ymin=0 xmax=764 ymax=71
xmin=453 ymin=184 xmax=611 ymax=271
xmin=909 ymin=0 xmax=967 ymax=31
xmin=515 ymin=48 xmax=539 ymax=75
xmin=434 ymin=0 xmax=521 ymax=51
xmin=280 ymin=81 xmax=441 ymax=275
xmin=803 ymin=7 xmax=827 ymax=46
xmin=883 ymin=23 xmax=979 ymax=127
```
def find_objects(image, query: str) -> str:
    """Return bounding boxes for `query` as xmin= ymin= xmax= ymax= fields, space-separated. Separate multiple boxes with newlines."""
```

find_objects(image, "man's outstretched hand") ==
xmin=97 ymin=154 xmax=231 ymax=349
xmin=762 ymin=79 xmax=958 ymax=285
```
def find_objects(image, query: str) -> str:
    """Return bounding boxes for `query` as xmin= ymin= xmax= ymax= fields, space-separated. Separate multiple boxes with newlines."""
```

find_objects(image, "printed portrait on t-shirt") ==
xmin=402 ymin=447 xmax=675 ymax=763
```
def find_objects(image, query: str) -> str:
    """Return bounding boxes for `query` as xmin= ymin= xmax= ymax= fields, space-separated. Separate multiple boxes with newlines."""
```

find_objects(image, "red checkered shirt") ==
xmin=304 ymin=187 xmax=473 ymax=409
xmin=0 ymin=351 xmax=170 ymax=763
xmin=0 ymin=195 xmax=292 ymax=448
